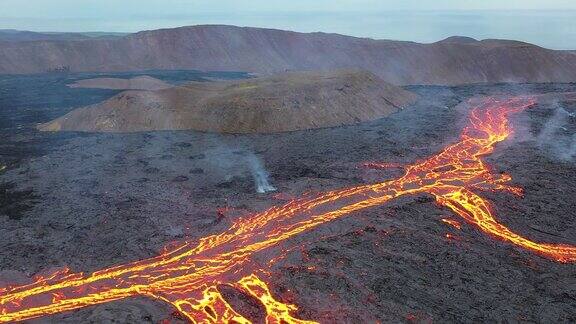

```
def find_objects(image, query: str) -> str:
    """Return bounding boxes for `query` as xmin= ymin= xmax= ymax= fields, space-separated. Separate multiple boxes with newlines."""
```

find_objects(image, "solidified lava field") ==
xmin=0 ymin=73 xmax=575 ymax=323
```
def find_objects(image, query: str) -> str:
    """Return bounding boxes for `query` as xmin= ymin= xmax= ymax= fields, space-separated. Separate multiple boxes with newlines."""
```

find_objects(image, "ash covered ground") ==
xmin=0 ymin=74 xmax=575 ymax=323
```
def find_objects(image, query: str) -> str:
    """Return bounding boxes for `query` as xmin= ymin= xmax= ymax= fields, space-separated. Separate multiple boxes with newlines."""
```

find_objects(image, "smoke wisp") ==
xmin=536 ymin=103 xmax=576 ymax=162
xmin=246 ymin=153 xmax=277 ymax=194
xmin=204 ymin=145 xmax=276 ymax=194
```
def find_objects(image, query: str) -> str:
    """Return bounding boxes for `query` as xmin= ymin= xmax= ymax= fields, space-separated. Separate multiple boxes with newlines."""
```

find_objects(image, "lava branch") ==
xmin=1 ymin=97 xmax=575 ymax=323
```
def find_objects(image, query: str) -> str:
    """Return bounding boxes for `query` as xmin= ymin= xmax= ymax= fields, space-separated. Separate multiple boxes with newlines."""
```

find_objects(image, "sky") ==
xmin=1 ymin=0 xmax=575 ymax=49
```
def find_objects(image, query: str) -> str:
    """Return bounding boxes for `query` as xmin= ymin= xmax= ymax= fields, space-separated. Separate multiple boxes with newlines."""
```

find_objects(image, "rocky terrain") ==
xmin=0 ymin=78 xmax=575 ymax=322
xmin=1 ymin=25 xmax=576 ymax=85
xmin=67 ymin=76 xmax=172 ymax=90
xmin=40 ymin=70 xmax=418 ymax=133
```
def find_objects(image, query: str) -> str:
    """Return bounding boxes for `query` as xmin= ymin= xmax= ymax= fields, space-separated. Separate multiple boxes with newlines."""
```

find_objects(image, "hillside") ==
xmin=2 ymin=25 xmax=576 ymax=85
xmin=39 ymin=70 xmax=418 ymax=133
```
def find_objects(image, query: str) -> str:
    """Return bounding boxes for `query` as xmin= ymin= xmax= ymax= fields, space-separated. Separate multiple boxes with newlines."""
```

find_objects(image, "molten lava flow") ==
xmin=1 ymin=97 xmax=575 ymax=323
xmin=441 ymin=218 xmax=462 ymax=230
xmin=156 ymin=274 xmax=316 ymax=324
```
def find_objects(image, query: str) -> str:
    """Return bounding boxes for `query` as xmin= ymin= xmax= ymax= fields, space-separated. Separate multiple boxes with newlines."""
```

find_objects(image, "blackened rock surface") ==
xmin=0 ymin=82 xmax=575 ymax=323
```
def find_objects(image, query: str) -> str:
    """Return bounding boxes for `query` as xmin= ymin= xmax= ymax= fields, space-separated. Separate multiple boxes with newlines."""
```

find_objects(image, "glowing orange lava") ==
xmin=441 ymin=218 xmax=462 ymax=230
xmin=1 ymin=97 xmax=575 ymax=323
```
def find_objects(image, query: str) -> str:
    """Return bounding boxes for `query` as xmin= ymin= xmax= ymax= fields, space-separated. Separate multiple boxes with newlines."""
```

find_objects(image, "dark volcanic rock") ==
xmin=0 ymin=80 xmax=575 ymax=323
xmin=172 ymin=175 xmax=189 ymax=182
xmin=0 ymin=182 xmax=38 ymax=220
xmin=67 ymin=76 xmax=172 ymax=90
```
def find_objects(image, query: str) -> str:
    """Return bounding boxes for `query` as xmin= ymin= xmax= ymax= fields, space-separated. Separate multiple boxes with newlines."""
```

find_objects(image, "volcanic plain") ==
xmin=0 ymin=71 xmax=575 ymax=323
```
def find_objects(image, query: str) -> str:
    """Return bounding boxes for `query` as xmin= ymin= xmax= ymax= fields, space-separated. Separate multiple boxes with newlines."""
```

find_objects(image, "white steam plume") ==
xmin=246 ymin=153 xmax=276 ymax=194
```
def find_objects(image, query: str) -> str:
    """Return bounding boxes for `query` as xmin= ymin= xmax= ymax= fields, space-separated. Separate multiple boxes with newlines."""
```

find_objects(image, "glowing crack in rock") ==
xmin=1 ymin=97 xmax=575 ymax=323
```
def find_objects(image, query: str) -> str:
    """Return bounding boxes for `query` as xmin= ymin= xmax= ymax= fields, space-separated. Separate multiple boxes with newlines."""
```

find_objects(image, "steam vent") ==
xmin=39 ymin=70 xmax=418 ymax=133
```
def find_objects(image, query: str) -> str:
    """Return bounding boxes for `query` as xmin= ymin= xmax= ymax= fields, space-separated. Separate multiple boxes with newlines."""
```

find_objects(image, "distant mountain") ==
xmin=0 ymin=29 xmax=127 ymax=42
xmin=437 ymin=36 xmax=479 ymax=44
xmin=2 ymin=25 xmax=576 ymax=85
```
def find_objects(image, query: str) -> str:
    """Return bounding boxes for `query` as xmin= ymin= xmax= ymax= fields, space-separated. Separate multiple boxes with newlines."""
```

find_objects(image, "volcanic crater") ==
xmin=39 ymin=70 xmax=418 ymax=133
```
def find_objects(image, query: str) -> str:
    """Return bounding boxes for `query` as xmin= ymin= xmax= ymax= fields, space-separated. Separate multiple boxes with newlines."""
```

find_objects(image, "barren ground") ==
xmin=0 ymin=73 xmax=575 ymax=323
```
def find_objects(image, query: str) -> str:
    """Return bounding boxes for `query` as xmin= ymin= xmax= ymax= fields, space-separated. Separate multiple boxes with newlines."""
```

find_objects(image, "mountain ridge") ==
xmin=2 ymin=25 xmax=576 ymax=85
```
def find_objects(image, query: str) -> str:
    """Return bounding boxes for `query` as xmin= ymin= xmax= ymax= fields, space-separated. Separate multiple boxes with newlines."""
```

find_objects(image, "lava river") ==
xmin=1 ymin=97 xmax=575 ymax=323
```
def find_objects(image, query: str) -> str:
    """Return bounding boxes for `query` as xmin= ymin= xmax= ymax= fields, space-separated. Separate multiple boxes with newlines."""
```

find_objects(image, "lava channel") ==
xmin=1 ymin=97 xmax=575 ymax=323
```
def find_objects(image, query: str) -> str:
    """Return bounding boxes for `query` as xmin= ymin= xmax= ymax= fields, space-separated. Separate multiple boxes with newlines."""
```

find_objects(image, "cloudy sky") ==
xmin=1 ymin=0 xmax=575 ymax=49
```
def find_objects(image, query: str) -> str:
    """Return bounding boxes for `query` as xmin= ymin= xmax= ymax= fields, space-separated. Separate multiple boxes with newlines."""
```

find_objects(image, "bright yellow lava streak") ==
xmin=1 ymin=97 xmax=574 ymax=323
